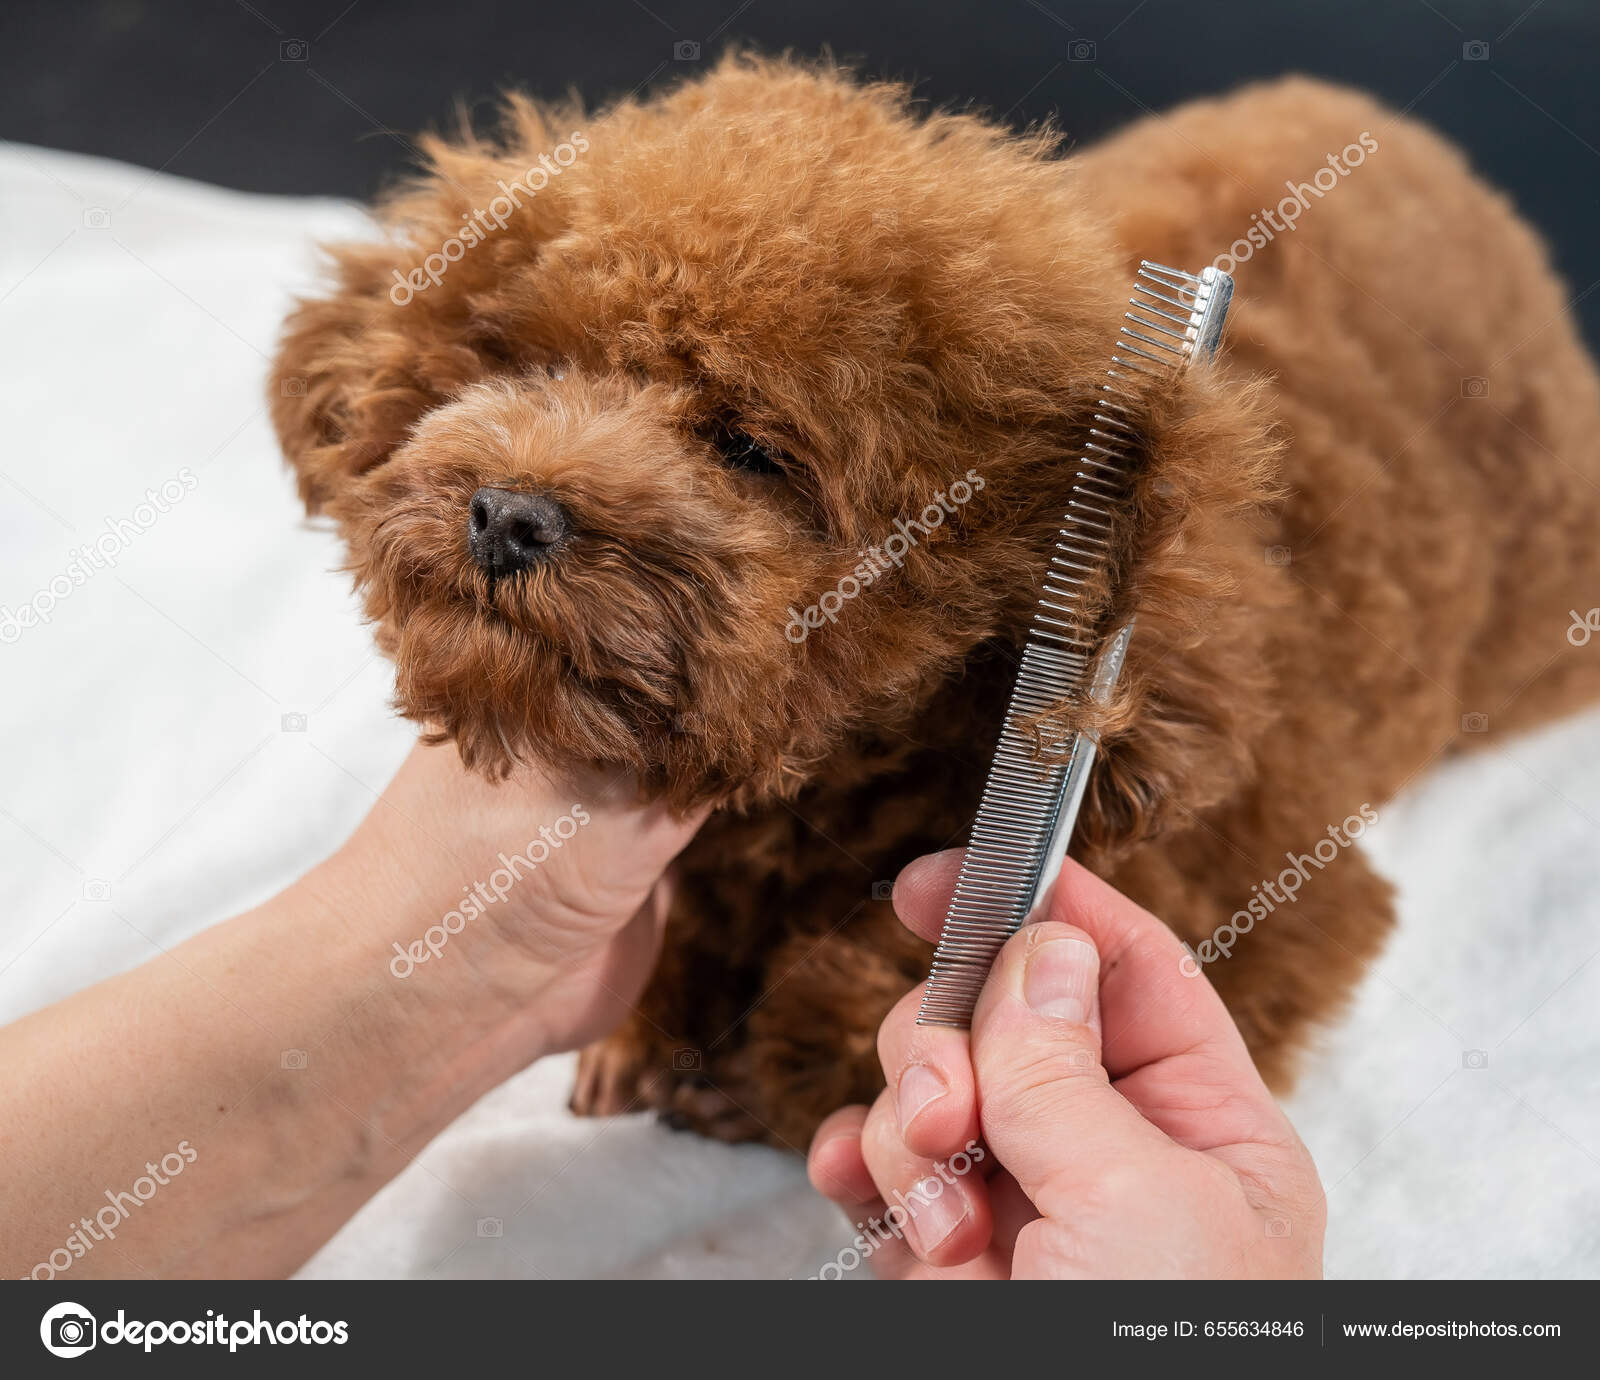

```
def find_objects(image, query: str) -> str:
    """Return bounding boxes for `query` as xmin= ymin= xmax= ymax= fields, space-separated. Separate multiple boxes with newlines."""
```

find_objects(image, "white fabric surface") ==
xmin=2 ymin=143 xmax=1597 ymax=1280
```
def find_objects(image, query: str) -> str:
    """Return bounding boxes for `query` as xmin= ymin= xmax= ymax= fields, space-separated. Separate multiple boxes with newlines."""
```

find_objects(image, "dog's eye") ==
xmin=713 ymin=427 xmax=784 ymax=476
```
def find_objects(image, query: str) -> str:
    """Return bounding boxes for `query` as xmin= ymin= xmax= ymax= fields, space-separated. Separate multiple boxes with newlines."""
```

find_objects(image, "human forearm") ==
xmin=2 ymin=740 xmax=704 ymax=1280
xmin=2 ymin=845 xmax=561 ymax=1279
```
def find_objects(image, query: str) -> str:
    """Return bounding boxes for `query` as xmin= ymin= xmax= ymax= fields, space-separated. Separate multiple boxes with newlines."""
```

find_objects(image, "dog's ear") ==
xmin=270 ymin=97 xmax=577 ymax=512
xmin=269 ymin=242 xmax=458 ymax=512
xmin=1031 ymin=370 xmax=1288 ymax=856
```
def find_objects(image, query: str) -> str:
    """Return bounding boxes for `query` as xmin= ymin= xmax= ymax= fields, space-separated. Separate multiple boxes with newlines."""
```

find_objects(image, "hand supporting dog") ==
xmin=807 ymin=851 xmax=1326 ymax=1279
xmin=0 ymin=740 xmax=704 ymax=1280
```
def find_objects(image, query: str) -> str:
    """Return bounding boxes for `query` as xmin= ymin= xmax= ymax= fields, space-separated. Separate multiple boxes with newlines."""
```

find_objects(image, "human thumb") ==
xmin=969 ymin=920 xmax=1169 ymax=1215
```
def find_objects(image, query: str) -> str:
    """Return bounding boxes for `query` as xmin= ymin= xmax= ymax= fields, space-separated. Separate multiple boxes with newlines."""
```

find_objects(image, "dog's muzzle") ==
xmin=467 ymin=486 xmax=570 ymax=577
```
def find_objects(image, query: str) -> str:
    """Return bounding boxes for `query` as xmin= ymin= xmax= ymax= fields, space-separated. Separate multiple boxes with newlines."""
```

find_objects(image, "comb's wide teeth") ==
xmin=917 ymin=262 xmax=1231 ymax=1029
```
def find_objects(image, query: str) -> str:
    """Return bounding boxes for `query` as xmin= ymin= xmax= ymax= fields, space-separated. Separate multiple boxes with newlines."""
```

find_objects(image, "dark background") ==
xmin=5 ymin=1 xmax=1599 ymax=344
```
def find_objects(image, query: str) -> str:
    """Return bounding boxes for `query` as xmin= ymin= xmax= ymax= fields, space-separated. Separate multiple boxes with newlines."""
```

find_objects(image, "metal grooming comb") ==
xmin=917 ymin=262 xmax=1234 ymax=1028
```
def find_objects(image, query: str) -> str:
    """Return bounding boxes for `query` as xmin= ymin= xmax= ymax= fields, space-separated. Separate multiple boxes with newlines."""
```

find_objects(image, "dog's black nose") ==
xmin=467 ymin=486 xmax=569 ymax=577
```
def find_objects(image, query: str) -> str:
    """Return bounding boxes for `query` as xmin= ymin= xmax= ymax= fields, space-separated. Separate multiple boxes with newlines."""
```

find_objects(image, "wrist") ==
xmin=221 ymin=853 xmax=562 ymax=1227
xmin=283 ymin=738 xmax=703 ymax=1140
xmin=305 ymin=825 xmax=569 ymax=1060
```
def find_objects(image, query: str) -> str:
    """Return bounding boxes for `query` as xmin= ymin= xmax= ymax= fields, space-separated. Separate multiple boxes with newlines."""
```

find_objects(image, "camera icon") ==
xmin=674 ymin=40 xmax=700 ymax=61
xmin=1463 ymin=40 xmax=1490 ymax=61
xmin=41 ymin=1303 xmax=98 ymax=1357
xmin=477 ymin=1217 xmax=503 ymax=1237
xmin=1264 ymin=1216 xmax=1292 ymax=1238
xmin=281 ymin=1048 xmax=308 ymax=1070
xmin=82 ymin=879 xmax=111 ymax=902
xmin=281 ymin=712 xmax=308 ymax=732
xmin=1461 ymin=376 xmax=1490 ymax=398
xmin=1069 ymin=40 xmax=1097 ymax=62
xmin=870 ymin=209 xmax=899 ymax=230
xmin=1463 ymin=1048 xmax=1489 ymax=1069
xmin=280 ymin=376 xmax=307 ymax=398
xmin=83 ymin=207 xmax=111 ymax=229
xmin=52 ymin=1314 xmax=94 ymax=1348
xmin=672 ymin=1048 xmax=702 ymax=1072
xmin=1461 ymin=712 xmax=1489 ymax=733
xmin=1264 ymin=545 xmax=1293 ymax=567
xmin=280 ymin=39 xmax=309 ymax=61
xmin=871 ymin=880 xmax=893 ymax=902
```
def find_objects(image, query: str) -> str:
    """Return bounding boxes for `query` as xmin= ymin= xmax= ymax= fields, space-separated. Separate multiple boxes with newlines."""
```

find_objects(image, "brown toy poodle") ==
xmin=270 ymin=56 xmax=1600 ymax=1150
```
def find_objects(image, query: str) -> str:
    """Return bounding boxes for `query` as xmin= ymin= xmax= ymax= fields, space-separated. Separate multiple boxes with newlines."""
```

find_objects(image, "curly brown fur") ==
xmin=272 ymin=57 xmax=1600 ymax=1150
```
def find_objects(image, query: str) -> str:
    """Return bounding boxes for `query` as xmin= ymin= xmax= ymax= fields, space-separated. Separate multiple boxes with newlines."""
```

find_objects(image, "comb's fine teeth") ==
xmin=917 ymin=262 xmax=1233 ymax=1029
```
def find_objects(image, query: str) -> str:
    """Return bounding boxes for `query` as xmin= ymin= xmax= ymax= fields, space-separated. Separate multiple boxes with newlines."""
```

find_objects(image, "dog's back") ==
xmin=1084 ymin=76 xmax=1600 ymax=760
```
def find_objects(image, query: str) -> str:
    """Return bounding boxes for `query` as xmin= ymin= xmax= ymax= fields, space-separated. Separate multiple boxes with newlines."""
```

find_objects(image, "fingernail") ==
xmin=1023 ymin=936 xmax=1098 ymax=1022
xmin=896 ymin=1063 xmax=947 ymax=1133
xmin=903 ymin=1176 xmax=968 ymax=1256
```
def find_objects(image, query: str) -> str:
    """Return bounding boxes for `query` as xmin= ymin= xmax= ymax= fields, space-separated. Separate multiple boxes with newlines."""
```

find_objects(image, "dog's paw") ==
xmin=570 ymin=1038 xmax=669 ymax=1119
xmin=658 ymin=1080 xmax=767 ymax=1145
xmin=571 ymin=1036 xmax=771 ymax=1144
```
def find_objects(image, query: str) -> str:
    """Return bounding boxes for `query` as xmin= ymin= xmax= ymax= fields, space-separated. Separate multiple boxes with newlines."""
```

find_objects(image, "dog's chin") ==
xmin=379 ymin=580 xmax=804 ymax=813
xmin=378 ymin=586 xmax=675 ymax=779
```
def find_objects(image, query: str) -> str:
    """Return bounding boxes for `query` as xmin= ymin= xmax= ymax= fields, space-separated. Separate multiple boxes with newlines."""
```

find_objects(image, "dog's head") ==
xmin=271 ymin=57 xmax=1209 ymax=810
